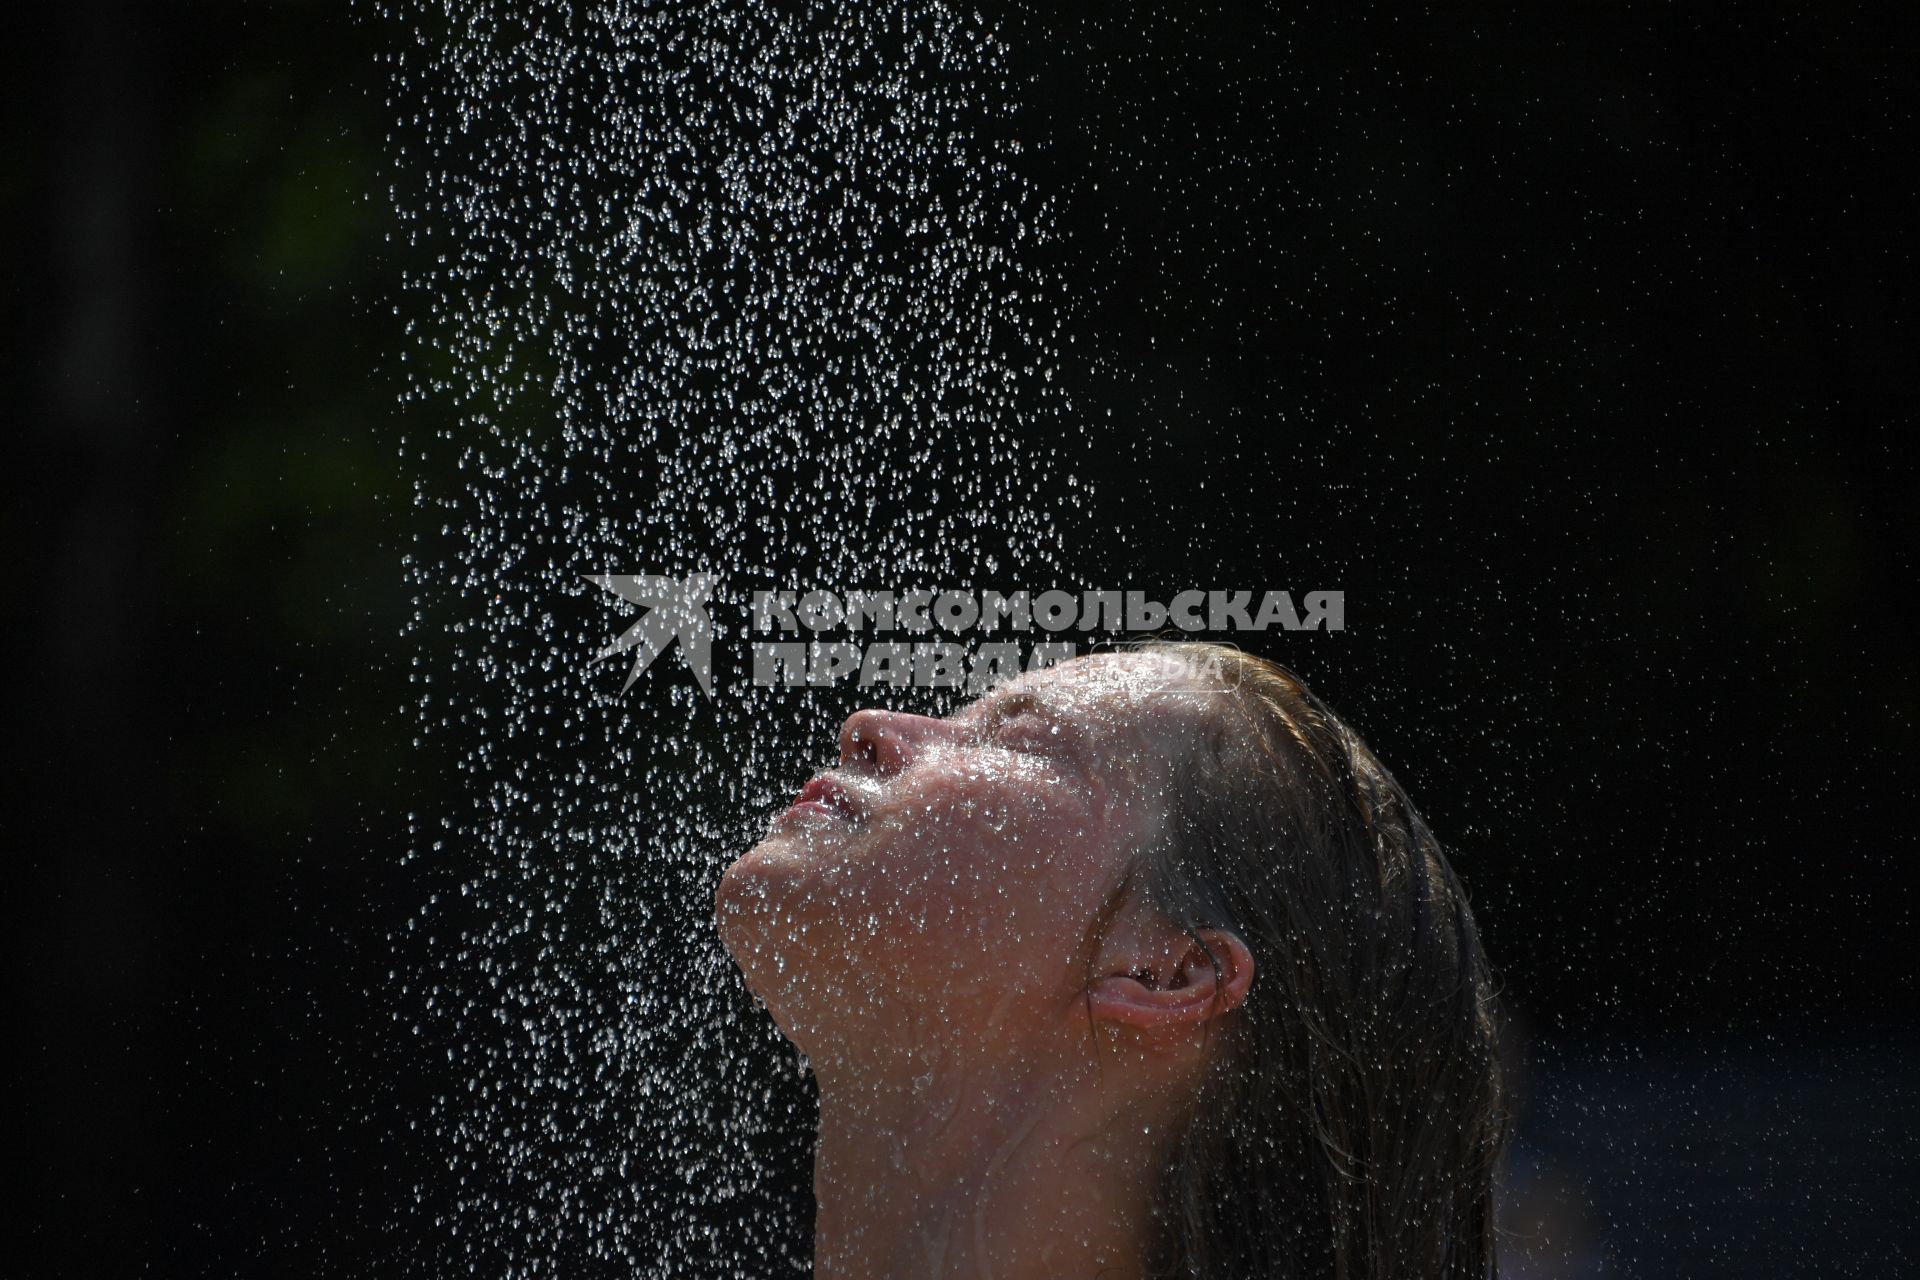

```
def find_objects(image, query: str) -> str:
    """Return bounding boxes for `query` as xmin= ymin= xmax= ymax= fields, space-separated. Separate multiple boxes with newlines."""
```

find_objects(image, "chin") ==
xmin=713 ymin=846 xmax=772 ymax=952
xmin=713 ymin=848 xmax=826 ymax=1040
xmin=714 ymin=835 xmax=817 ymax=970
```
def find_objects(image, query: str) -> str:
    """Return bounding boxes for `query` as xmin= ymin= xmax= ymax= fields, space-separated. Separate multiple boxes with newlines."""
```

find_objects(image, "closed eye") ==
xmin=993 ymin=711 xmax=1056 ymax=749
xmin=969 ymin=697 xmax=1076 ymax=760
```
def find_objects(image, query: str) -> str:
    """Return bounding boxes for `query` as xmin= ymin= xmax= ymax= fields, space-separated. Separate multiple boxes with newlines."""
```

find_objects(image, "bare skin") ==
xmin=715 ymin=652 xmax=1254 ymax=1279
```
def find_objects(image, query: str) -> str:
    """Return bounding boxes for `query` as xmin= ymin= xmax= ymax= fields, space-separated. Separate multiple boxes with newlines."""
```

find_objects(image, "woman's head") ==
xmin=715 ymin=642 xmax=1508 ymax=1278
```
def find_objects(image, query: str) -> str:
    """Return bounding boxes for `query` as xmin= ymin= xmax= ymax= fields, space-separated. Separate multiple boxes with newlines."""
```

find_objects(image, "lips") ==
xmin=784 ymin=773 xmax=862 ymax=823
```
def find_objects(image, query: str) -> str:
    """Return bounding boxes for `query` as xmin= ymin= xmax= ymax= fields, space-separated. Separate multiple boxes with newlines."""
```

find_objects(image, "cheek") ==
xmin=875 ymin=772 xmax=1112 ymax=964
xmin=719 ymin=763 xmax=1120 ymax=988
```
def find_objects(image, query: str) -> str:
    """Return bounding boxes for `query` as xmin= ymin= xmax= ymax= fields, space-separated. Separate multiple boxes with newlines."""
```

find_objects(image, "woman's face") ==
xmin=715 ymin=650 xmax=1219 ymax=1055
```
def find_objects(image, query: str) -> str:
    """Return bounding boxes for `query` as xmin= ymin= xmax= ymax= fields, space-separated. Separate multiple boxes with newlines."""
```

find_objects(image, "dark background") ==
xmin=10 ymin=1 xmax=1913 ymax=1275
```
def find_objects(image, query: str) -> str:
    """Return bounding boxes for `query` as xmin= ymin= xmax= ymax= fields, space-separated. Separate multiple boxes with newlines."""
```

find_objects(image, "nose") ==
xmin=839 ymin=709 xmax=951 ymax=777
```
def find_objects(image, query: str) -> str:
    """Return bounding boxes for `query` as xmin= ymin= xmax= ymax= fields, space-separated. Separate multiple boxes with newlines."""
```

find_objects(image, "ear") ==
xmin=1086 ymin=928 xmax=1254 ymax=1031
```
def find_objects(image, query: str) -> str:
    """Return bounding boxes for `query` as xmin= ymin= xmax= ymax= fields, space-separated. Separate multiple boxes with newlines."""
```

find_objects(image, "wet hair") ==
xmin=1117 ymin=641 xmax=1510 ymax=1279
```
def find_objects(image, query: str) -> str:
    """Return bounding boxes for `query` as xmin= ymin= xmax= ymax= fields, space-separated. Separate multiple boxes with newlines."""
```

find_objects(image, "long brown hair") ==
xmin=1123 ymin=641 xmax=1510 ymax=1278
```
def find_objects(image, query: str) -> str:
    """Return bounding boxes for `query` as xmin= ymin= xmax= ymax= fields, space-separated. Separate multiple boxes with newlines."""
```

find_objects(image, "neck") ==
xmin=810 ymin=1040 xmax=1167 ymax=1280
